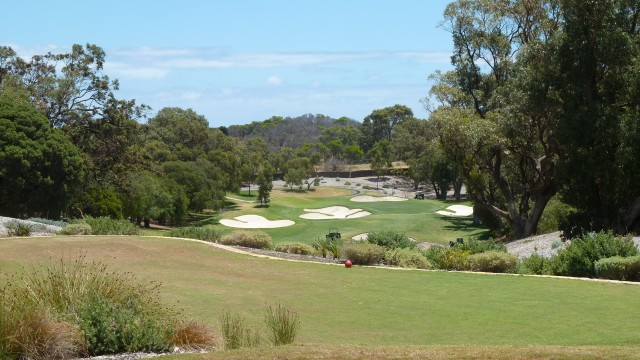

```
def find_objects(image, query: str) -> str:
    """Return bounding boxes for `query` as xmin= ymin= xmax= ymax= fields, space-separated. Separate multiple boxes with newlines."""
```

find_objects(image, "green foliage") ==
xmin=547 ymin=232 xmax=638 ymax=278
xmin=5 ymin=220 xmax=38 ymax=237
xmin=122 ymin=171 xmax=190 ymax=226
xmin=555 ymin=0 xmax=640 ymax=234
xmin=221 ymin=310 xmax=261 ymax=350
xmin=81 ymin=186 xmax=124 ymax=219
xmin=256 ymin=164 xmax=274 ymax=205
xmin=0 ymin=97 xmax=84 ymax=218
xmin=340 ymin=243 xmax=385 ymax=265
xmin=274 ymin=242 xmax=316 ymax=255
xmin=594 ymin=255 xmax=640 ymax=282
xmin=472 ymin=203 xmax=508 ymax=238
xmin=219 ymin=230 xmax=272 ymax=249
xmin=366 ymin=231 xmax=416 ymax=250
xmin=82 ymin=216 xmax=139 ymax=235
xmin=384 ymin=248 xmax=432 ymax=269
xmin=429 ymin=248 xmax=470 ymax=271
xmin=312 ymin=237 xmax=342 ymax=259
xmin=263 ymin=304 xmax=299 ymax=346
xmin=467 ymin=251 xmax=518 ymax=273
xmin=0 ymin=255 xmax=211 ymax=358
xmin=59 ymin=223 xmax=92 ymax=236
xmin=536 ymin=196 xmax=576 ymax=234
xmin=452 ymin=238 xmax=506 ymax=254
xmin=148 ymin=107 xmax=211 ymax=161
xmin=79 ymin=295 xmax=174 ymax=355
xmin=167 ymin=226 xmax=222 ymax=242
xmin=517 ymin=254 xmax=548 ymax=275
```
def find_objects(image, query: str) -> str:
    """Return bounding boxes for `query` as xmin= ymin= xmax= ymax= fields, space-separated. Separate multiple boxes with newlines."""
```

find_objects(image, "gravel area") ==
xmin=505 ymin=231 xmax=565 ymax=259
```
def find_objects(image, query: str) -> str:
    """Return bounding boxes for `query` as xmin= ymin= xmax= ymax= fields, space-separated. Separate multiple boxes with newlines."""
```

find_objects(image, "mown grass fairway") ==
xmin=1 ymin=236 xmax=639 ymax=357
xmin=220 ymin=187 xmax=487 ymax=245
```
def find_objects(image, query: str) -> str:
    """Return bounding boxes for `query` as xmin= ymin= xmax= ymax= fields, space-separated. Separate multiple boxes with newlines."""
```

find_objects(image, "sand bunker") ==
xmin=300 ymin=206 xmax=371 ymax=220
xmin=435 ymin=205 xmax=473 ymax=217
xmin=351 ymin=233 xmax=369 ymax=241
xmin=219 ymin=215 xmax=295 ymax=228
xmin=350 ymin=195 xmax=407 ymax=202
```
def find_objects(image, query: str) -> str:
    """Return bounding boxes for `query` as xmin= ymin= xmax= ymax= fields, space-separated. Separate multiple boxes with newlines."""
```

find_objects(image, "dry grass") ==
xmin=2 ymin=311 xmax=85 ymax=359
xmin=173 ymin=320 xmax=221 ymax=351
xmin=271 ymin=188 xmax=351 ymax=199
xmin=162 ymin=344 xmax=640 ymax=360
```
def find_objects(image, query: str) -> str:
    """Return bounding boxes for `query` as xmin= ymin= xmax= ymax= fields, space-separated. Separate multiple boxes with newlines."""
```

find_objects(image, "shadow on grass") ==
xmin=235 ymin=190 xmax=258 ymax=198
xmin=283 ymin=188 xmax=316 ymax=193
xmin=186 ymin=212 xmax=219 ymax=226
xmin=222 ymin=200 xmax=240 ymax=211
xmin=441 ymin=216 xmax=491 ymax=240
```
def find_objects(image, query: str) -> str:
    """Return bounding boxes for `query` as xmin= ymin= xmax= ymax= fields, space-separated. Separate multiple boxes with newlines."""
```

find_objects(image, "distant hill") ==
xmin=227 ymin=114 xmax=360 ymax=150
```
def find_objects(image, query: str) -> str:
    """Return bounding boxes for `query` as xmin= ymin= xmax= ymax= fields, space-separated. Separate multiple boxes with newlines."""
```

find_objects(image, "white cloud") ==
xmin=267 ymin=76 xmax=283 ymax=86
xmin=180 ymin=91 xmax=202 ymax=102
xmin=104 ymin=62 xmax=170 ymax=80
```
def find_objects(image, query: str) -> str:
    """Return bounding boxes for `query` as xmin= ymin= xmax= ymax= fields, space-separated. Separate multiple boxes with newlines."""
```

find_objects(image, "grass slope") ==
xmin=220 ymin=188 xmax=487 ymax=245
xmin=1 ymin=236 xmax=638 ymax=352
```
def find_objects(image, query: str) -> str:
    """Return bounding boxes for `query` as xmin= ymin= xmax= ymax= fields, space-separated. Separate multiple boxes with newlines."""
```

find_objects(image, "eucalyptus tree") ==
xmin=361 ymin=104 xmax=414 ymax=153
xmin=430 ymin=0 xmax=562 ymax=238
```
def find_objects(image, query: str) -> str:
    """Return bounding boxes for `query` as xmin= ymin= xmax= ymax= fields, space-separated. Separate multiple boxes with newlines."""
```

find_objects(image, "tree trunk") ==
xmin=143 ymin=218 xmax=150 ymax=228
xmin=454 ymin=180 xmax=463 ymax=201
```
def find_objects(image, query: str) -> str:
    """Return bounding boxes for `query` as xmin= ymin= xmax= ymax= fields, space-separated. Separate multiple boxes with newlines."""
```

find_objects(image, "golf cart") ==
xmin=414 ymin=192 xmax=425 ymax=200
xmin=326 ymin=228 xmax=341 ymax=241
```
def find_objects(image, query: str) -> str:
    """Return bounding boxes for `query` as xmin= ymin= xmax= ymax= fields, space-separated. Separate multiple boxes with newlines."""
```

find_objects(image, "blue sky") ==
xmin=4 ymin=0 xmax=454 ymax=127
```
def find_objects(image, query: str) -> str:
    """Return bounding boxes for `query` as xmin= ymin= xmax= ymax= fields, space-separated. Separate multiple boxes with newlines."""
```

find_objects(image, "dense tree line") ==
xmin=2 ymin=0 xmax=639 ymax=243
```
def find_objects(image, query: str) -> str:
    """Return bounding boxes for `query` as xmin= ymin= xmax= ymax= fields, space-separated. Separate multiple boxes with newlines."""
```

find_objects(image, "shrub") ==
xmin=59 ymin=223 xmax=92 ymax=235
xmin=27 ymin=218 xmax=68 ymax=228
xmin=172 ymin=320 xmax=220 ymax=351
xmin=367 ymin=231 xmax=416 ymax=250
xmin=340 ymin=243 xmax=385 ymax=265
xmin=536 ymin=196 xmax=576 ymax=234
xmin=219 ymin=230 xmax=272 ymax=249
xmin=432 ymin=248 xmax=470 ymax=271
xmin=82 ymin=216 xmax=139 ymax=235
xmin=468 ymin=251 xmax=518 ymax=273
xmin=263 ymin=304 xmax=299 ymax=346
xmin=452 ymin=238 xmax=506 ymax=254
xmin=384 ymin=248 xmax=432 ymax=269
xmin=274 ymin=242 xmax=316 ymax=255
xmin=312 ymin=237 xmax=342 ymax=259
xmin=168 ymin=226 xmax=222 ymax=242
xmin=221 ymin=310 xmax=261 ymax=350
xmin=547 ymin=231 xmax=638 ymax=278
xmin=79 ymin=295 xmax=174 ymax=354
xmin=0 ymin=255 xmax=213 ymax=358
xmin=594 ymin=255 xmax=640 ymax=281
xmin=5 ymin=220 xmax=35 ymax=237
xmin=517 ymin=254 xmax=548 ymax=275
xmin=0 ymin=309 xmax=84 ymax=360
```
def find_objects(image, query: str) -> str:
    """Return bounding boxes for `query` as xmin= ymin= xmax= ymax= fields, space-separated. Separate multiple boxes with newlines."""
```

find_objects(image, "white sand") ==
xmin=435 ymin=204 xmax=474 ymax=217
xmin=350 ymin=195 xmax=407 ymax=202
xmin=352 ymin=233 xmax=369 ymax=241
xmin=219 ymin=215 xmax=295 ymax=229
xmin=300 ymin=206 xmax=371 ymax=220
